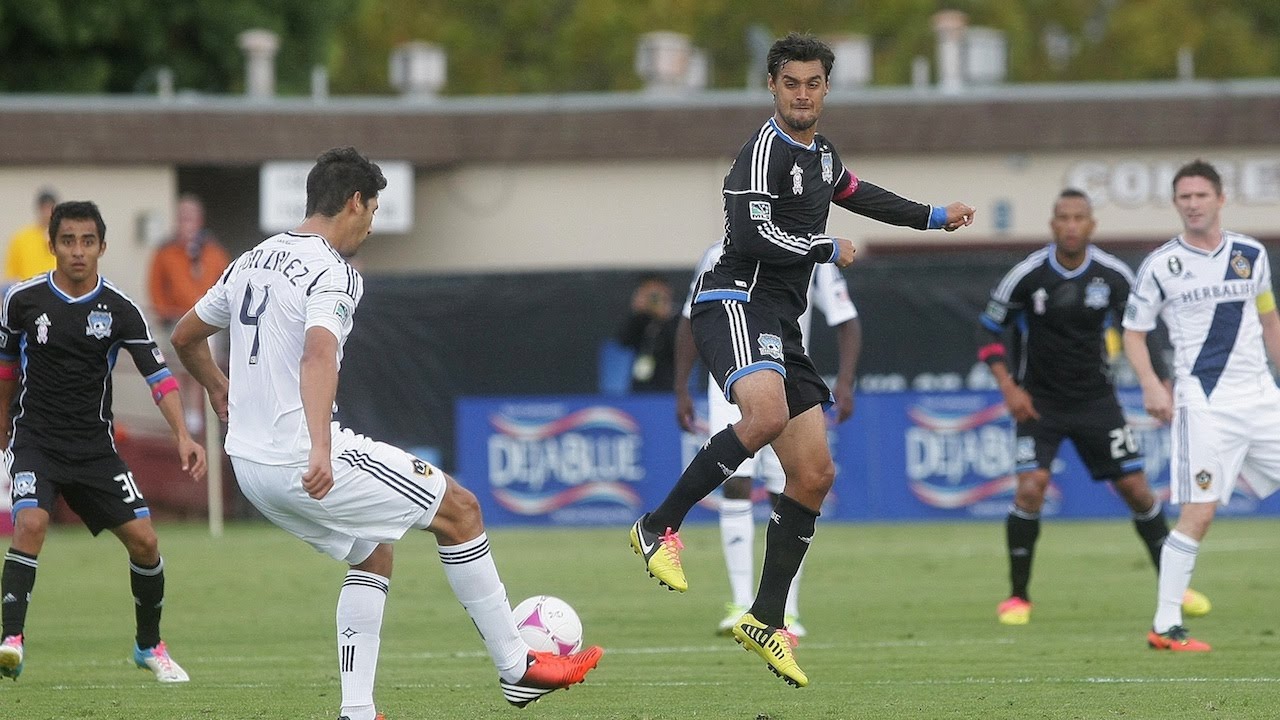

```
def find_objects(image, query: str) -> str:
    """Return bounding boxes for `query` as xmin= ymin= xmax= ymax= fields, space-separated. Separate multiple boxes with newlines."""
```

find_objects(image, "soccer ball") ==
xmin=512 ymin=595 xmax=583 ymax=656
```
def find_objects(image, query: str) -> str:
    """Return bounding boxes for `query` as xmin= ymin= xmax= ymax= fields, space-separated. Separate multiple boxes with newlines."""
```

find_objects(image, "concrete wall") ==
xmin=0 ymin=165 xmax=176 ymax=431
xmin=356 ymin=147 xmax=1280 ymax=274
xmin=6 ymin=148 xmax=1280 ymax=429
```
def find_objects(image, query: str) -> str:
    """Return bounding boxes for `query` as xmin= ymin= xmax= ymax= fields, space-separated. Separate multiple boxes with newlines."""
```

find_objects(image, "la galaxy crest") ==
xmin=85 ymin=310 xmax=113 ymax=339
xmin=1231 ymin=250 xmax=1252 ymax=279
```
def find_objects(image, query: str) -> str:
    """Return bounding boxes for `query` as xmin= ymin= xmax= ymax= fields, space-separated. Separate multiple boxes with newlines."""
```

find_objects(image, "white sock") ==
xmin=439 ymin=534 xmax=529 ymax=683
xmin=1153 ymin=530 xmax=1199 ymax=633
xmin=719 ymin=498 xmax=755 ymax=608
xmin=785 ymin=558 xmax=804 ymax=619
xmin=337 ymin=570 xmax=389 ymax=720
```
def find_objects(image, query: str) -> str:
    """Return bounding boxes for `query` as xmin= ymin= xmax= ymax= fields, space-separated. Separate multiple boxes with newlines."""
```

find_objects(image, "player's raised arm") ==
xmin=832 ymin=173 xmax=974 ymax=232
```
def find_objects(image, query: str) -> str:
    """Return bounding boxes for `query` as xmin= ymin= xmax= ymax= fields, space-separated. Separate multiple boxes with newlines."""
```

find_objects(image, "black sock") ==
xmin=750 ymin=494 xmax=818 ymax=628
xmin=1 ymin=548 xmax=38 ymax=639
xmin=646 ymin=426 xmax=750 ymax=533
xmin=1006 ymin=508 xmax=1040 ymax=601
xmin=1132 ymin=501 xmax=1169 ymax=570
xmin=130 ymin=557 xmax=165 ymax=650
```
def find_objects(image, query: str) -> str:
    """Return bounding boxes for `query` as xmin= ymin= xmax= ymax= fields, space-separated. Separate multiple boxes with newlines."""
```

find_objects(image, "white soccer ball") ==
xmin=512 ymin=595 xmax=583 ymax=656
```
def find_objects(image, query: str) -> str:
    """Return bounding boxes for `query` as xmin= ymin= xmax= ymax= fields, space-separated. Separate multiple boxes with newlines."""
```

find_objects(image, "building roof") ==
xmin=6 ymin=79 xmax=1280 ymax=166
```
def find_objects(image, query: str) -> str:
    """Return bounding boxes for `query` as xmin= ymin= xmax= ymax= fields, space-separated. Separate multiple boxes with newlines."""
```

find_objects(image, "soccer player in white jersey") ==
xmin=1123 ymin=159 xmax=1280 ymax=653
xmin=169 ymin=147 xmax=602 ymax=717
xmin=674 ymin=241 xmax=861 ymax=638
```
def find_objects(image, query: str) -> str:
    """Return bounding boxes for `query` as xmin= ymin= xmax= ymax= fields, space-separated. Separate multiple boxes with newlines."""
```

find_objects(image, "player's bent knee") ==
xmin=11 ymin=508 xmax=50 ymax=551
xmin=429 ymin=475 xmax=485 ymax=544
xmin=723 ymin=475 xmax=752 ymax=499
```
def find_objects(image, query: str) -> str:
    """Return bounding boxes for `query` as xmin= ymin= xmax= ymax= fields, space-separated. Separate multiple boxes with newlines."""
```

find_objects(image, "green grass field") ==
xmin=2 ymin=518 xmax=1278 ymax=719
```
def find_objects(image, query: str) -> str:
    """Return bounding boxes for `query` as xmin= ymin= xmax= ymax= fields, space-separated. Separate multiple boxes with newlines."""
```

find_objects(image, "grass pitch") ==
xmin=2 ymin=517 xmax=1278 ymax=719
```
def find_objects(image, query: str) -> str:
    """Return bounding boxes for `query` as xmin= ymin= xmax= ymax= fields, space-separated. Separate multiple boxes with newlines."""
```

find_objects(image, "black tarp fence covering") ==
xmin=335 ymin=242 xmax=1276 ymax=470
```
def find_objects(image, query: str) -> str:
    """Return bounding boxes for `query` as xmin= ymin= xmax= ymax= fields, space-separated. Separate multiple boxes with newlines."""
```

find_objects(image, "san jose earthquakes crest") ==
xmin=85 ymin=310 xmax=113 ymax=339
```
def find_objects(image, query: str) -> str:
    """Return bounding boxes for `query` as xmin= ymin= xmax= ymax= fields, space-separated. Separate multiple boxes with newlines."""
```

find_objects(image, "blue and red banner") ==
xmin=455 ymin=390 xmax=1280 ymax=526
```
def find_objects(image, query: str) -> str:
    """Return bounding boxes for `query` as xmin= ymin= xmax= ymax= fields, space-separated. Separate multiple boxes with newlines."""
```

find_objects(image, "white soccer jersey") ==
xmin=1124 ymin=231 xmax=1275 ymax=406
xmin=681 ymin=241 xmax=857 ymax=347
xmin=194 ymin=231 xmax=362 ymax=465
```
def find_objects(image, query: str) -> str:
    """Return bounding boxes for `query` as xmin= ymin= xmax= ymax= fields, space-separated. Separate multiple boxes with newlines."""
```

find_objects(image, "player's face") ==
xmin=51 ymin=218 xmax=105 ymax=284
xmin=1049 ymin=196 xmax=1095 ymax=256
xmin=1173 ymin=175 xmax=1224 ymax=236
xmin=338 ymin=194 xmax=378 ymax=257
xmin=768 ymin=60 xmax=828 ymax=135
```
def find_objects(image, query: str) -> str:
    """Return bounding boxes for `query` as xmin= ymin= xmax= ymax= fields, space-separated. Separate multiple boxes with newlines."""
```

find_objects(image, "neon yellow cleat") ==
xmin=731 ymin=612 xmax=807 ymax=688
xmin=629 ymin=514 xmax=687 ymax=592
xmin=1182 ymin=588 xmax=1211 ymax=618
xmin=997 ymin=596 xmax=1031 ymax=625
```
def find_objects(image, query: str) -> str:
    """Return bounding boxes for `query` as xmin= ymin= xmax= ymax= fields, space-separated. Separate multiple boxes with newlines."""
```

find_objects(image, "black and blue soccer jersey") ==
xmin=980 ymin=245 xmax=1135 ymax=403
xmin=0 ymin=273 xmax=171 ymax=460
xmin=692 ymin=117 xmax=938 ymax=315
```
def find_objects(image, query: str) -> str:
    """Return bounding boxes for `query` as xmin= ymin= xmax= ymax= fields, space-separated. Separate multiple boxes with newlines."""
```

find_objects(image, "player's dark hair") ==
xmin=49 ymin=200 xmax=106 ymax=243
xmin=767 ymin=33 xmax=835 ymax=79
xmin=305 ymin=146 xmax=388 ymax=217
xmin=1053 ymin=188 xmax=1092 ymax=213
xmin=1172 ymin=159 xmax=1223 ymax=196
xmin=1058 ymin=188 xmax=1091 ymax=204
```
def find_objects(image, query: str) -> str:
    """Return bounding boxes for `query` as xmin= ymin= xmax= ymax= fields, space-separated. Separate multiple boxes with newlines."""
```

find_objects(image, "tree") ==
xmin=0 ymin=0 xmax=351 ymax=94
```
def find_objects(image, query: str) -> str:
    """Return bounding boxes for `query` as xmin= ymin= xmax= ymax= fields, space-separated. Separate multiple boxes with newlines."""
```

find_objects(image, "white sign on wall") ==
xmin=1066 ymin=158 xmax=1280 ymax=208
xmin=259 ymin=160 xmax=414 ymax=233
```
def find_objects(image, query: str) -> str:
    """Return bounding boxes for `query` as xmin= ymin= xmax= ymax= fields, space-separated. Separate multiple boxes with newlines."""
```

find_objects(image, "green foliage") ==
xmin=3 ymin=1 xmax=1280 ymax=95
xmin=5 ymin=519 xmax=1280 ymax=718
xmin=0 ymin=0 xmax=351 ymax=94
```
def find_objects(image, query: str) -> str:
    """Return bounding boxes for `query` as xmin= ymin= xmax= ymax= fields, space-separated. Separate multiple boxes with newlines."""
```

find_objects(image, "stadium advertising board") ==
xmin=457 ymin=391 xmax=1280 ymax=525
xmin=456 ymin=395 xmax=716 ymax=527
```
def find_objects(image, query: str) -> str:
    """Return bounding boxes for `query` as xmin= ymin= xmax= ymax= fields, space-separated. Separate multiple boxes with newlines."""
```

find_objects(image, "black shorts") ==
xmin=691 ymin=298 xmax=832 ymax=418
xmin=8 ymin=446 xmax=149 ymax=535
xmin=1014 ymin=394 xmax=1143 ymax=481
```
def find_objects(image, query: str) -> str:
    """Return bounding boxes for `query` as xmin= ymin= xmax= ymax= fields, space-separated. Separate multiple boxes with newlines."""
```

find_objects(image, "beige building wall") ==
xmin=5 ymin=151 xmax=1279 ymax=428
xmin=359 ymin=148 xmax=1280 ymax=273
xmin=0 ymin=165 xmax=177 ymax=431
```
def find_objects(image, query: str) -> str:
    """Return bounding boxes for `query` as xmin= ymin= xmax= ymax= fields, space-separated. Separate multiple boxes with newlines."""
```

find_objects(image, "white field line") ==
xmin=49 ymin=676 xmax=1280 ymax=692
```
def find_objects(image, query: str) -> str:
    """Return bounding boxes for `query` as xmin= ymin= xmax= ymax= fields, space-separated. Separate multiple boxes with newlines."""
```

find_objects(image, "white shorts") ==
xmin=708 ymin=380 xmax=785 ymax=493
xmin=1170 ymin=385 xmax=1280 ymax=505
xmin=232 ymin=426 xmax=446 ymax=564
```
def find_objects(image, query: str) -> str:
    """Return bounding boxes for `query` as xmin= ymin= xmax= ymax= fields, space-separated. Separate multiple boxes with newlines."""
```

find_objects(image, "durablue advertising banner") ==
xmin=456 ymin=395 xmax=719 ymax=526
xmin=457 ymin=390 xmax=1280 ymax=525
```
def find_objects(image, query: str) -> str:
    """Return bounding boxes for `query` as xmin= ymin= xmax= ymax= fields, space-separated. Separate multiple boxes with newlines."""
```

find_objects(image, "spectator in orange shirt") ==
xmin=147 ymin=194 xmax=230 ymax=431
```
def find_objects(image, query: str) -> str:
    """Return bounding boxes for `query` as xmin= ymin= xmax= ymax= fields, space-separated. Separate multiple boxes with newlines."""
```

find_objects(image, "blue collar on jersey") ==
xmin=767 ymin=117 xmax=817 ymax=151
xmin=46 ymin=272 xmax=104 ymax=304
xmin=1047 ymin=244 xmax=1094 ymax=279
xmin=1176 ymin=235 xmax=1227 ymax=257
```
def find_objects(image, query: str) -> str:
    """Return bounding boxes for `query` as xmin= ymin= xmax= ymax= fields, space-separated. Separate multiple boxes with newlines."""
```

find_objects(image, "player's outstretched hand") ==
xmin=208 ymin=387 xmax=229 ymax=424
xmin=1000 ymin=382 xmax=1040 ymax=422
xmin=178 ymin=437 xmax=207 ymax=481
xmin=1141 ymin=381 xmax=1174 ymax=425
xmin=832 ymin=384 xmax=855 ymax=424
xmin=302 ymin=451 xmax=334 ymax=500
xmin=832 ymin=237 xmax=856 ymax=268
xmin=675 ymin=389 xmax=697 ymax=433
xmin=942 ymin=202 xmax=976 ymax=232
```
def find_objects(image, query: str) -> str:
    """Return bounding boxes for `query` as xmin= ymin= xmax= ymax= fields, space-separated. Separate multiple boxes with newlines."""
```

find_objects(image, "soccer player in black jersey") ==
xmin=0 ymin=201 xmax=206 ymax=682
xmin=978 ymin=189 xmax=1209 ymax=626
xmin=628 ymin=32 xmax=974 ymax=687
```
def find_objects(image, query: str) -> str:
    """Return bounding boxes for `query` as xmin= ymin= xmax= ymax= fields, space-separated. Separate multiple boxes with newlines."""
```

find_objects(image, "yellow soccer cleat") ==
xmin=997 ymin=596 xmax=1031 ymax=626
xmin=629 ymin=514 xmax=688 ymax=592
xmin=731 ymin=612 xmax=808 ymax=688
xmin=1182 ymin=588 xmax=1211 ymax=618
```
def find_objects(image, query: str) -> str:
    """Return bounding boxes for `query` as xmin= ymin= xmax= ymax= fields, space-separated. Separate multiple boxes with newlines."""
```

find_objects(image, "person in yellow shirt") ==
xmin=4 ymin=189 xmax=58 ymax=284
